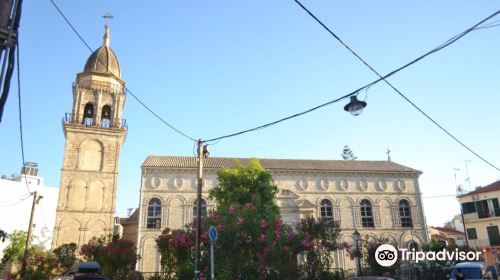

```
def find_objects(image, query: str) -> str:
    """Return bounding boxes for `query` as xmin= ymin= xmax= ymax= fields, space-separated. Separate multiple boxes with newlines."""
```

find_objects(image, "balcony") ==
xmin=62 ymin=113 xmax=127 ymax=129
xmin=463 ymin=211 xmax=500 ymax=222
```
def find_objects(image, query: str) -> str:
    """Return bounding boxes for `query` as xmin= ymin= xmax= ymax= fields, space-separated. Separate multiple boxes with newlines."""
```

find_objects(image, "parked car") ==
xmin=345 ymin=277 xmax=395 ymax=280
xmin=55 ymin=262 xmax=110 ymax=280
xmin=449 ymin=262 xmax=495 ymax=280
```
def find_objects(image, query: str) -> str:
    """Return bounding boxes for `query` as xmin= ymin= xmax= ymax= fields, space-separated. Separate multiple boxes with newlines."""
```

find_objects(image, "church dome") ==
xmin=83 ymin=24 xmax=121 ymax=78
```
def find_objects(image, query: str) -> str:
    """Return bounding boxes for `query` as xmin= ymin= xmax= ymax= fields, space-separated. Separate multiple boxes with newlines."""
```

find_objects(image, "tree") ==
xmin=341 ymin=145 xmax=357 ymax=160
xmin=0 ymin=229 xmax=8 ymax=242
xmin=53 ymin=243 xmax=78 ymax=271
xmin=0 ymin=230 xmax=27 ymax=269
xmin=80 ymin=235 xmax=138 ymax=279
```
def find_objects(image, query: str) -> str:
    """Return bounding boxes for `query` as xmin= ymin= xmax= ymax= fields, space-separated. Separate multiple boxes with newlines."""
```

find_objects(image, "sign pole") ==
xmin=211 ymin=240 xmax=215 ymax=279
xmin=209 ymin=225 xmax=217 ymax=280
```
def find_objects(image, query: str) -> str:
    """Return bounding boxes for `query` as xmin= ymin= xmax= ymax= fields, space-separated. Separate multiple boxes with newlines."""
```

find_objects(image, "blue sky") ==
xmin=1 ymin=0 xmax=499 ymax=227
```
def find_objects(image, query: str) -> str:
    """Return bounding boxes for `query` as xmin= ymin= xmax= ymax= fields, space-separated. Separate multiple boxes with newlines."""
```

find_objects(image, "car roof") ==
xmin=454 ymin=262 xmax=484 ymax=269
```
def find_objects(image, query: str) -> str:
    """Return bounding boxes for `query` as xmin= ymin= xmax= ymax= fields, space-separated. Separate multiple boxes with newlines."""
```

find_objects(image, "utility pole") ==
xmin=20 ymin=191 xmax=42 ymax=279
xmin=194 ymin=139 xmax=209 ymax=279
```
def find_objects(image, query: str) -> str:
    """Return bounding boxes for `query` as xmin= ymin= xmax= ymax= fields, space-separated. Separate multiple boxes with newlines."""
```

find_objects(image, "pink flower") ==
xmin=245 ymin=236 xmax=252 ymax=244
xmin=229 ymin=205 xmax=236 ymax=215
xmin=282 ymin=246 xmax=289 ymax=253
xmin=271 ymin=240 xmax=277 ymax=246
xmin=258 ymin=234 xmax=266 ymax=243
xmin=217 ymin=224 xmax=224 ymax=232
xmin=237 ymin=216 xmax=243 ymax=225
xmin=244 ymin=203 xmax=253 ymax=209
xmin=260 ymin=219 xmax=268 ymax=229
xmin=274 ymin=219 xmax=282 ymax=230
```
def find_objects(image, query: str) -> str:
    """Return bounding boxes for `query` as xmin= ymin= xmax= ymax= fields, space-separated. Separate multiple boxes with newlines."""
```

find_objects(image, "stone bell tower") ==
xmin=52 ymin=23 xmax=127 ymax=249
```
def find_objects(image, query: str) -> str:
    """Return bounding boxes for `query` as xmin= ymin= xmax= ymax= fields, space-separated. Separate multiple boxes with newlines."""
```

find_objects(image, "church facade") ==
xmin=52 ymin=24 xmax=127 ymax=249
xmin=134 ymin=156 xmax=428 ymax=272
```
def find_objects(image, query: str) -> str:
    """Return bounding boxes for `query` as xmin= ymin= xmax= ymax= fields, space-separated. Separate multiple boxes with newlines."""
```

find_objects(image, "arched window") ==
xmin=147 ymin=198 xmax=162 ymax=228
xmin=320 ymin=199 xmax=333 ymax=221
xmin=399 ymin=200 xmax=413 ymax=227
xmin=360 ymin=199 xmax=374 ymax=227
xmin=83 ymin=103 xmax=94 ymax=126
xmin=193 ymin=198 xmax=207 ymax=221
xmin=101 ymin=105 xmax=111 ymax=128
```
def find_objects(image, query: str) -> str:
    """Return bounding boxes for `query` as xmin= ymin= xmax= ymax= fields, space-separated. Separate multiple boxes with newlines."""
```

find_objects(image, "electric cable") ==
xmin=205 ymin=6 xmax=500 ymax=144
xmin=16 ymin=32 xmax=32 ymax=193
xmin=0 ymin=192 xmax=32 ymax=207
xmin=48 ymin=0 xmax=196 ymax=142
xmin=294 ymin=0 xmax=500 ymax=172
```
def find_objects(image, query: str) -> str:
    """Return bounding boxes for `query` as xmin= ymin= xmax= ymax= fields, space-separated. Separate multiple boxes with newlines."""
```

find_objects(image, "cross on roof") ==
xmin=102 ymin=12 xmax=114 ymax=25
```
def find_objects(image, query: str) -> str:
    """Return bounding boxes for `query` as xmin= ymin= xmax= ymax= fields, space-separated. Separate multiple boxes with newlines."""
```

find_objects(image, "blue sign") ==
xmin=209 ymin=226 xmax=217 ymax=241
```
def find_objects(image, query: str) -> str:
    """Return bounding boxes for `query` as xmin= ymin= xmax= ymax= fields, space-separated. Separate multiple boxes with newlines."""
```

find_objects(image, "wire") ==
xmin=206 ymin=6 xmax=500 ymax=144
xmin=422 ymin=194 xmax=458 ymax=199
xmin=48 ymin=0 xmax=196 ymax=142
xmin=0 ymin=192 xmax=32 ymax=204
xmin=16 ymin=32 xmax=32 ymax=193
xmin=294 ymin=0 xmax=500 ymax=172
xmin=0 ymin=192 xmax=32 ymax=207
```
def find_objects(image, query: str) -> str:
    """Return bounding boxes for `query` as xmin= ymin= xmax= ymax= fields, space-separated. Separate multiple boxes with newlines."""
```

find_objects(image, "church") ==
xmin=52 ymin=25 xmax=428 ymax=272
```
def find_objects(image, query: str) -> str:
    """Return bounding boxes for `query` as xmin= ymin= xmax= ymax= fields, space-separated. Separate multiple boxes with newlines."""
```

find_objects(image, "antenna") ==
xmin=460 ymin=159 xmax=472 ymax=191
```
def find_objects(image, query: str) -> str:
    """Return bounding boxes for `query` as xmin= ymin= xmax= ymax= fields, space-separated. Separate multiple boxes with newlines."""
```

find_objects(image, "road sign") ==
xmin=209 ymin=226 xmax=217 ymax=241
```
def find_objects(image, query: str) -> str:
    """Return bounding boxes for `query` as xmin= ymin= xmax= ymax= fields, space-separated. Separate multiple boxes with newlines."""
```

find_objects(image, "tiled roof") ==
xmin=142 ymin=156 xmax=421 ymax=174
xmin=431 ymin=226 xmax=464 ymax=235
xmin=460 ymin=181 xmax=500 ymax=197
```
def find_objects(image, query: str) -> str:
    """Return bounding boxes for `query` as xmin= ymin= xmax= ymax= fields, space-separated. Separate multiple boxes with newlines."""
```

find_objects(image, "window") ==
xmin=193 ymin=198 xmax=207 ymax=221
xmin=360 ymin=199 xmax=374 ymax=227
xmin=461 ymin=202 xmax=476 ymax=214
xmin=469 ymin=198 xmax=500 ymax=219
xmin=487 ymin=226 xmax=500 ymax=246
xmin=320 ymin=199 xmax=333 ymax=221
xmin=399 ymin=200 xmax=413 ymax=228
xmin=466 ymin=228 xmax=477 ymax=240
xmin=83 ymin=103 xmax=94 ymax=126
xmin=147 ymin=198 xmax=162 ymax=228
xmin=101 ymin=105 xmax=112 ymax=128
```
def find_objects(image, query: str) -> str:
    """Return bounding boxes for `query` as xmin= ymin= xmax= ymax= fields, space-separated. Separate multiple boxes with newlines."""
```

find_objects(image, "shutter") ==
xmin=487 ymin=226 xmax=500 ymax=246
xmin=493 ymin=198 xmax=500 ymax=217
xmin=476 ymin=201 xmax=486 ymax=218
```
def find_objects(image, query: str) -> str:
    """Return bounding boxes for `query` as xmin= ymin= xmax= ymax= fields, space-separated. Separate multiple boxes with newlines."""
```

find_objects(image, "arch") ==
xmin=336 ymin=196 xmax=355 ymax=206
xmin=193 ymin=198 xmax=207 ymax=221
xmin=141 ymin=235 xmax=160 ymax=272
xmin=380 ymin=233 xmax=398 ymax=244
xmin=84 ymin=219 xmax=107 ymax=244
xmin=68 ymin=179 xmax=86 ymax=211
xmin=319 ymin=199 xmax=334 ymax=221
xmin=58 ymin=218 xmax=81 ymax=246
xmin=83 ymin=103 xmax=95 ymax=126
xmin=86 ymin=180 xmax=104 ymax=210
xmin=168 ymin=197 xmax=184 ymax=230
xmin=100 ymin=105 xmax=112 ymax=128
xmin=166 ymin=195 xmax=188 ymax=206
xmin=142 ymin=195 xmax=166 ymax=206
xmin=146 ymin=198 xmax=162 ymax=229
xmin=399 ymin=199 xmax=413 ymax=227
xmin=315 ymin=196 xmax=335 ymax=206
xmin=78 ymin=139 xmax=103 ymax=171
xmin=360 ymin=199 xmax=374 ymax=228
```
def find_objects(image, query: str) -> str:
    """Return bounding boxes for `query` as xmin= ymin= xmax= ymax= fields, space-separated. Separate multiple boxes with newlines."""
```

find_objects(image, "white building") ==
xmin=0 ymin=163 xmax=58 ymax=255
xmin=128 ymin=156 xmax=428 ymax=272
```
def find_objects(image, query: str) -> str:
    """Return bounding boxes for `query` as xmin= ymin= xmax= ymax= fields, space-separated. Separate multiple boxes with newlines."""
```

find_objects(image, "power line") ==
xmin=47 ymin=0 xmax=196 ymax=142
xmin=294 ymin=0 xmax=500 ymax=172
xmin=0 ymin=192 xmax=32 ymax=207
xmin=16 ymin=34 xmax=32 ymax=193
xmin=206 ymin=6 xmax=500 ymax=143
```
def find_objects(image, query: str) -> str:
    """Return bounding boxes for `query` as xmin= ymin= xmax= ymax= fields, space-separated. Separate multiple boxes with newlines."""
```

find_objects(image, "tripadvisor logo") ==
xmin=375 ymin=244 xmax=398 ymax=267
xmin=374 ymin=244 xmax=482 ymax=267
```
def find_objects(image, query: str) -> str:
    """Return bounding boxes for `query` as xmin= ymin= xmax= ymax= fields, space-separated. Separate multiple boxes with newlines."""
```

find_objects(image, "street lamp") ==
xmin=353 ymin=229 xmax=362 ymax=276
xmin=344 ymin=95 xmax=367 ymax=116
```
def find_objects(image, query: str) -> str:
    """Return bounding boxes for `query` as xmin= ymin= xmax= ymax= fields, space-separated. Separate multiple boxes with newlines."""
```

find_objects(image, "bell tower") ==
xmin=52 ymin=23 xmax=127 ymax=249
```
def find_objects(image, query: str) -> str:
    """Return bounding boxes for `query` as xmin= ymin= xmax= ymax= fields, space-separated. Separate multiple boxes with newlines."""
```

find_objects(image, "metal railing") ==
xmin=62 ymin=113 xmax=127 ymax=129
